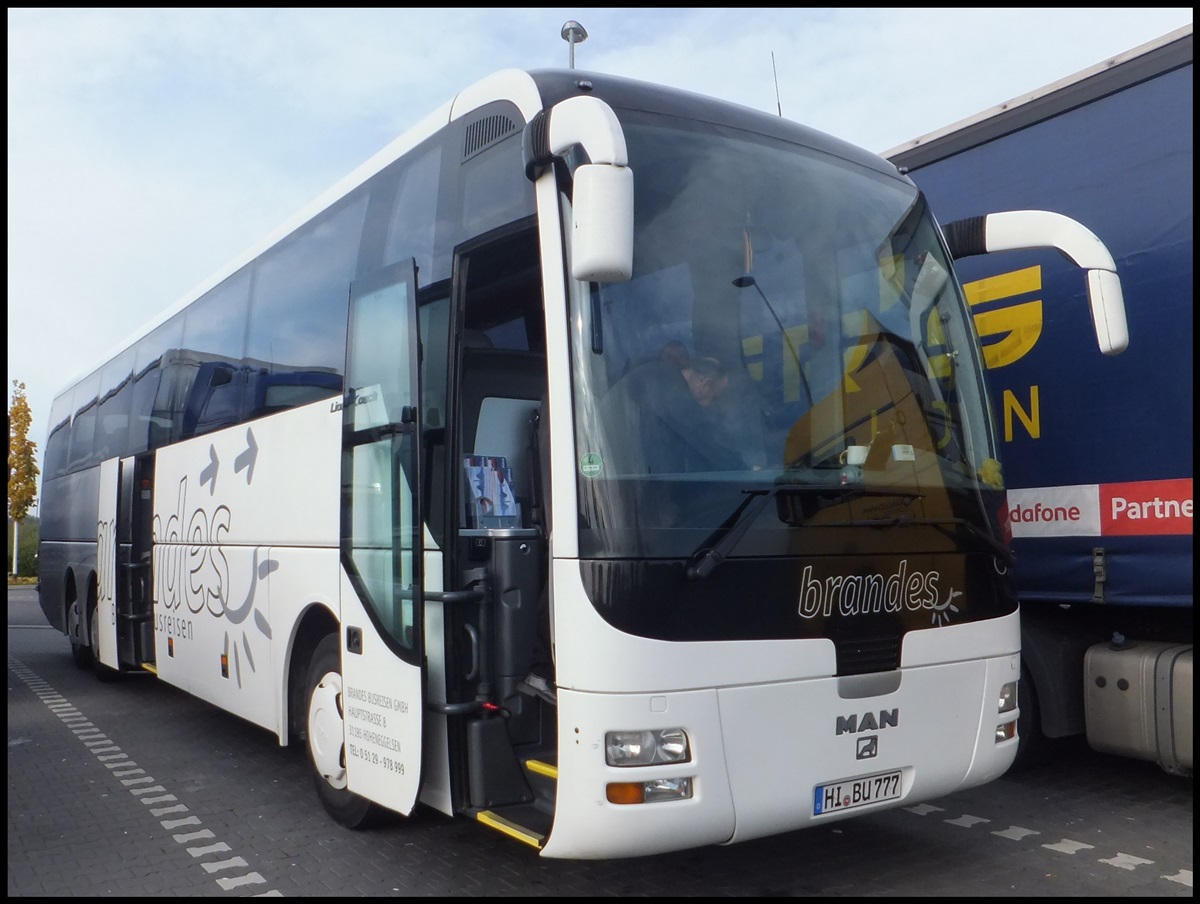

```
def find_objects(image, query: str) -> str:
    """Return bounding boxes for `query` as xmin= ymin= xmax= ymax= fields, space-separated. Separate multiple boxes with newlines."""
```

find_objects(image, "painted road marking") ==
xmin=992 ymin=825 xmax=1040 ymax=841
xmin=8 ymin=657 xmax=280 ymax=896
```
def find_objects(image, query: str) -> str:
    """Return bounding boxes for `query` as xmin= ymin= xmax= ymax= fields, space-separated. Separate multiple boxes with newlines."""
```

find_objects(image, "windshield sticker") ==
xmin=580 ymin=452 xmax=603 ymax=478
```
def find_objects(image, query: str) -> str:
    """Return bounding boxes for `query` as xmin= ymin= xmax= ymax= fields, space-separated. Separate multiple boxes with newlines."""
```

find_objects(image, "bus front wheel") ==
xmin=304 ymin=634 xmax=386 ymax=829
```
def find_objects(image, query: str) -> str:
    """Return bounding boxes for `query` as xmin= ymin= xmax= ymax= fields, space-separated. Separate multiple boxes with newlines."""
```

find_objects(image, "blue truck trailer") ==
xmin=885 ymin=26 xmax=1193 ymax=774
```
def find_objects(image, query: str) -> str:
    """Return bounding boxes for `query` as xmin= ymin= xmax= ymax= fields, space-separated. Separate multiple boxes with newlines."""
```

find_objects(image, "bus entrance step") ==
xmin=522 ymin=756 xmax=557 ymax=804
xmin=473 ymin=802 xmax=552 ymax=850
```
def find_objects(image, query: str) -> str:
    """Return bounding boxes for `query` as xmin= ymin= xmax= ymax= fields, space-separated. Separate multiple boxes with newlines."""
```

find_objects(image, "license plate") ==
xmin=813 ymin=769 xmax=902 ymax=815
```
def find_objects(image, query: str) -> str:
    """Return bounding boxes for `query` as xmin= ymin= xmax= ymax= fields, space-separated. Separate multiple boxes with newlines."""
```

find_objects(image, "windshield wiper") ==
xmin=685 ymin=484 xmax=923 ymax=581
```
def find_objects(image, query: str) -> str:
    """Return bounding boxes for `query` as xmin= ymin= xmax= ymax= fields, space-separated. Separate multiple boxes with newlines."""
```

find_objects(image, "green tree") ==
xmin=9 ymin=380 xmax=40 ymax=576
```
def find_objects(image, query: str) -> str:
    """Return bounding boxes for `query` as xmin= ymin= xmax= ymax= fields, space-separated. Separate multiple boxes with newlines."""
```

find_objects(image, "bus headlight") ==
xmin=605 ymin=728 xmax=691 ymax=766
xmin=998 ymin=681 xmax=1017 ymax=714
xmin=995 ymin=681 xmax=1018 ymax=742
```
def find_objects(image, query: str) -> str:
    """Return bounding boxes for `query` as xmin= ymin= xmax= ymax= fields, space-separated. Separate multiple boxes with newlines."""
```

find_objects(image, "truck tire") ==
xmin=1013 ymin=662 xmax=1048 ymax=769
xmin=304 ymin=634 xmax=388 ymax=829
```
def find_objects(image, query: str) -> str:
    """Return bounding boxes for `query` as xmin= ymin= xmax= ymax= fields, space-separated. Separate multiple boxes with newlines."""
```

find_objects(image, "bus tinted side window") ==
xmin=246 ymin=195 xmax=368 ymax=399
xmin=128 ymin=314 xmax=185 ymax=454
xmin=65 ymin=372 xmax=101 ymax=473
xmin=95 ymin=347 xmax=136 ymax=463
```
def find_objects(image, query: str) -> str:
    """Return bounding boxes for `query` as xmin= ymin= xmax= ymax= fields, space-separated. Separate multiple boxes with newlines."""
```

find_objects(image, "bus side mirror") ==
xmin=943 ymin=210 xmax=1128 ymax=355
xmin=571 ymin=163 xmax=634 ymax=283
xmin=524 ymin=95 xmax=635 ymax=284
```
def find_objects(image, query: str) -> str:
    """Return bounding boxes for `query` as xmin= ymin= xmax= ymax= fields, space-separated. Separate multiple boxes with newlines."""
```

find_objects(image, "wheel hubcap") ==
xmin=308 ymin=671 xmax=348 ymax=789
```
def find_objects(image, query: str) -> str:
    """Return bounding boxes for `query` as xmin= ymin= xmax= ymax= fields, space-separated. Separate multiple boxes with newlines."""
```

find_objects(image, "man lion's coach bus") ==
xmin=38 ymin=66 xmax=1126 ymax=859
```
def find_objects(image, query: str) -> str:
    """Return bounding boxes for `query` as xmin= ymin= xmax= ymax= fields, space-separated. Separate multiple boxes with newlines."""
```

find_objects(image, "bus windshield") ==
xmin=570 ymin=113 xmax=1003 ymax=561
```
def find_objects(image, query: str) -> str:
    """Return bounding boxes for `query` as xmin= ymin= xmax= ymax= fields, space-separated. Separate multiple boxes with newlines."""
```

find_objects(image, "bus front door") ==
xmin=337 ymin=259 xmax=426 ymax=818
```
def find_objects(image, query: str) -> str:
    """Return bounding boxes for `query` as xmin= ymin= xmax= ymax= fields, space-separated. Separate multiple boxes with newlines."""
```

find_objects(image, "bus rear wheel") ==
xmin=69 ymin=600 xmax=92 ymax=670
xmin=305 ymin=634 xmax=386 ymax=829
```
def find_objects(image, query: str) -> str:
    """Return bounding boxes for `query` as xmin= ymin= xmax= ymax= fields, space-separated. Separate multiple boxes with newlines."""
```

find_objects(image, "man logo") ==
xmin=836 ymin=709 xmax=899 ymax=735
xmin=857 ymin=736 xmax=878 ymax=760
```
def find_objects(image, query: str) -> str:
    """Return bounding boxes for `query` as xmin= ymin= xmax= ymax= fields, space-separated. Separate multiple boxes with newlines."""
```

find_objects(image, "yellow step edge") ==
xmin=140 ymin=662 xmax=158 ymax=675
xmin=524 ymin=759 xmax=558 ymax=780
xmin=475 ymin=810 xmax=544 ymax=848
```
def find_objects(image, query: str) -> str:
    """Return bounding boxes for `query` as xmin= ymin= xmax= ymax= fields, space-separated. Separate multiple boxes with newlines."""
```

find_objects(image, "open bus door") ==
xmin=93 ymin=457 xmax=121 ymax=671
xmin=330 ymin=259 xmax=426 ymax=821
xmin=92 ymin=453 xmax=154 ymax=676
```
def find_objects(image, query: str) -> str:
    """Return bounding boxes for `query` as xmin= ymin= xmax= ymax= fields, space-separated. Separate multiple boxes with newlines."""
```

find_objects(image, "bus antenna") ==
xmin=772 ymin=51 xmax=782 ymax=116
xmin=562 ymin=21 xmax=588 ymax=69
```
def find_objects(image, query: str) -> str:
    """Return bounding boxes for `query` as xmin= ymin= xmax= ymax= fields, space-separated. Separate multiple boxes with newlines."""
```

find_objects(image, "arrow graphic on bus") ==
xmin=200 ymin=444 xmax=219 ymax=495
xmin=234 ymin=428 xmax=258 ymax=484
xmin=198 ymin=430 xmax=258 ymax=495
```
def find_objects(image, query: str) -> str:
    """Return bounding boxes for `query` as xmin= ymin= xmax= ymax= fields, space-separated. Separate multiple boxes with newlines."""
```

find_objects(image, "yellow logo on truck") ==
xmin=963 ymin=265 xmax=1043 ymax=370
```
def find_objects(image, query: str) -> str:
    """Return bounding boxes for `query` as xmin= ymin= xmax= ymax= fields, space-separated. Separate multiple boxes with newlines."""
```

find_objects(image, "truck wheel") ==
xmin=305 ymin=634 xmax=387 ymax=829
xmin=1013 ymin=662 xmax=1047 ymax=769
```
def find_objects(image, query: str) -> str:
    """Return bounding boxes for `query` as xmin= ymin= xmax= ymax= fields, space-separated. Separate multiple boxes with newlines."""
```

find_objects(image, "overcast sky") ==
xmin=7 ymin=8 xmax=1193 ymax=489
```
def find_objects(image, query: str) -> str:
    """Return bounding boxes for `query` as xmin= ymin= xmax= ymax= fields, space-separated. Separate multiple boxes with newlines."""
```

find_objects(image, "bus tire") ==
xmin=69 ymin=600 xmax=92 ymax=670
xmin=305 ymin=634 xmax=386 ymax=829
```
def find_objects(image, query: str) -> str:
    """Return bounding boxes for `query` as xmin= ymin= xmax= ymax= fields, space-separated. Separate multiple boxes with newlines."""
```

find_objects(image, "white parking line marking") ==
xmin=217 ymin=872 xmax=268 ymax=890
xmin=8 ymin=657 xmax=283 ymax=897
xmin=944 ymin=814 xmax=990 ymax=828
xmin=202 ymin=856 xmax=251 ymax=873
xmin=1099 ymin=852 xmax=1154 ymax=871
xmin=904 ymin=803 xmax=944 ymax=816
xmin=1042 ymin=839 xmax=1096 ymax=854
xmin=189 ymin=842 xmax=233 ymax=857
xmin=992 ymin=825 xmax=1040 ymax=841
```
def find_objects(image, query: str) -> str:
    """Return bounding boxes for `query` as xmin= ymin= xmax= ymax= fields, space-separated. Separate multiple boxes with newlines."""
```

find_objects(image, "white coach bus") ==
xmin=38 ymin=64 xmax=1126 ymax=859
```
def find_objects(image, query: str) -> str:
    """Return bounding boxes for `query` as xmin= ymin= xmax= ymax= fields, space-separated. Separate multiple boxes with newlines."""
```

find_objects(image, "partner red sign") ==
xmin=1100 ymin=478 xmax=1193 ymax=536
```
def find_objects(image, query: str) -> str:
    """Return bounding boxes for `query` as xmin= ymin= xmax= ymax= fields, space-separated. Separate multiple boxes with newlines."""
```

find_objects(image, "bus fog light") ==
xmin=644 ymin=776 xmax=693 ymax=802
xmin=606 ymin=777 xmax=694 ymax=804
xmin=995 ymin=720 xmax=1016 ymax=742
xmin=606 ymin=728 xmax=690 ymax=766
xmin=998 ymin=681 xmax=1017 ymax=714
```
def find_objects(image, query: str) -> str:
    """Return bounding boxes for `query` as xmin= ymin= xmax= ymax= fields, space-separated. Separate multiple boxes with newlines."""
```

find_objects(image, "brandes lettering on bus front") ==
xmin=796 ymin=560 xmax=962 ymax=626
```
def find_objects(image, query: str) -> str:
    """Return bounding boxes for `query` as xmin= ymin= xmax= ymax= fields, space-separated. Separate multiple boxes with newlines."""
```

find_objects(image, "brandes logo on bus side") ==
xmin=796 ymin=560 xmax=963 ymax=626
xmin=153 ymin=430 xmax=276 ymax=689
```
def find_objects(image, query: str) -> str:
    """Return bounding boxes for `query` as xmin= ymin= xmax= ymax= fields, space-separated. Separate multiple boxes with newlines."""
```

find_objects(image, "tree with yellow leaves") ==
xmin=9 ymin=380 xmax=40 ymax=576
